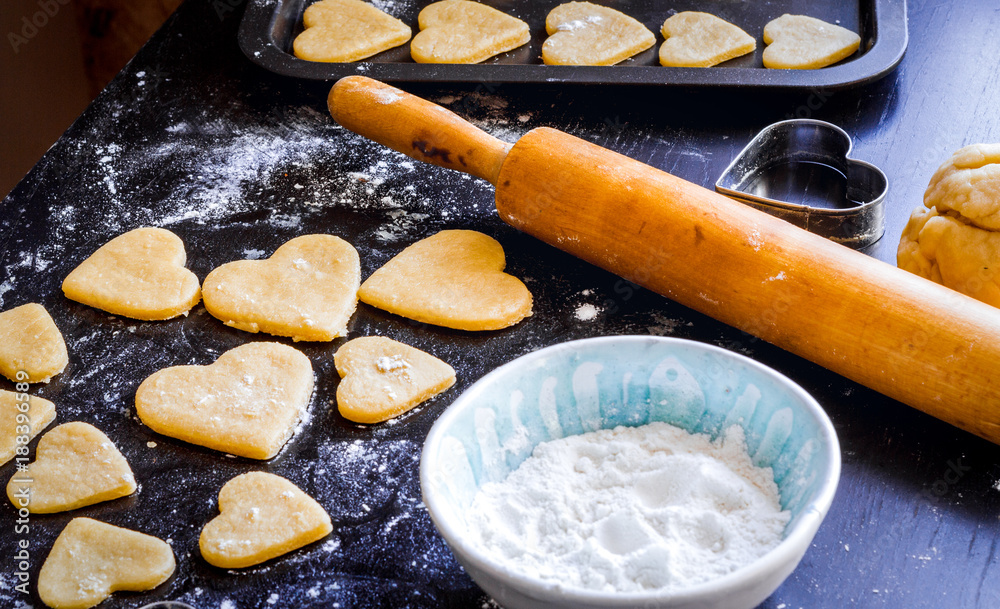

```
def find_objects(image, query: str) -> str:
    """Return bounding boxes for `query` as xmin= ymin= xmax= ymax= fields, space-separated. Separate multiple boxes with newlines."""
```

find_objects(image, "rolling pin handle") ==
xmin=328 ymin=76 xmax=511 ymax=185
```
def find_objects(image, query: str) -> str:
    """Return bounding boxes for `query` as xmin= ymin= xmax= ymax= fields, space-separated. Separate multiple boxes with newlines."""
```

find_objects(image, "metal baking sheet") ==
xmin=239 ymin=0 xmax=907 ymax=89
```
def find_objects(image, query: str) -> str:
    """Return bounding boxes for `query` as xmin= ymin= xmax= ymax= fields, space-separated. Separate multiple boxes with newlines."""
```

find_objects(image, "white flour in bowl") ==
xmin=465 ymin=422 xmax=789 ymax=593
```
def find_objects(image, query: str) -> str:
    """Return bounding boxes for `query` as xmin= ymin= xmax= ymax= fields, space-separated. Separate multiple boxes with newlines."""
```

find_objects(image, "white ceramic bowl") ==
xmin=421 ymin=336 xmax=840 ymax=609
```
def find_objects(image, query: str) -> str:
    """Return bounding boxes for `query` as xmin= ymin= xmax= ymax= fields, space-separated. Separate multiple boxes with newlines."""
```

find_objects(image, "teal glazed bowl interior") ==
xmin=420 ymin=336 xmax=841 ymax=609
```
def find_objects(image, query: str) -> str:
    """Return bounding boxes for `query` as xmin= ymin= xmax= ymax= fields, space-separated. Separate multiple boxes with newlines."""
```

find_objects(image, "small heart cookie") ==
xmin=0 ymin=303 xmax=68 ymax=383
xmin=359 ymin=230 xmax=533 ymax=330
xmin=39 ymin=517 xmax=175 ymax=609
xmin=203 ymin=234 xmax=361 ymax=342
xmin=1 ymin=390 xmax=56 ymax=466
xmin=6 ymin=422 xmax=136 ymax=514
xmin=200 ymin=472 xmax=332 ymax=568
xmin=543 ymin=2 xmax=655 ymax=66
xmin=411 ymin=0 xmax=530 ymax=64
xmin=762 ymin=14 xmax=861 ymax=70
xmin=62 ymin=227 xmax=201 ymax=321
xmin=293 ymin=0 xmax=411 ymax=62
xmin=135 ymin=342 xmax=314 ymax=460
xmin=659 ymin=12 xmax=756 ymax=67
xmin=335 ymin=336 xmax=456 ymax=424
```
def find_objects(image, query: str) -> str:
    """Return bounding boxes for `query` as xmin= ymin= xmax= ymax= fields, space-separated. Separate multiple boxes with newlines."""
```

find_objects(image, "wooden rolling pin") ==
xmin=329 ymin=76 xmax=1000 ymax=444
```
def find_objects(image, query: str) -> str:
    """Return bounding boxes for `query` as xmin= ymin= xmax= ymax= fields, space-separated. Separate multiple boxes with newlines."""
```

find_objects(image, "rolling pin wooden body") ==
xmin=330 ymin=76 xmax=1000 ymax=444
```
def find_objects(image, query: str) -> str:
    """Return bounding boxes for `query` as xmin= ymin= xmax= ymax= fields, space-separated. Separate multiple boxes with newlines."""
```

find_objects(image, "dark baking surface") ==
xmin=238 ymin=0 xmax=907 ymax=89
xmin=1 ymin=0 xmax=998 ymax=608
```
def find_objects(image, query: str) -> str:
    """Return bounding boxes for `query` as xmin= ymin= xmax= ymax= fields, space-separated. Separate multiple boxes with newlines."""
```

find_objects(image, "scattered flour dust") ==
xmin=574 ymin=303 xmax=600 ymax=321
xmin=466 ymin=423 xmax=789 ymax=593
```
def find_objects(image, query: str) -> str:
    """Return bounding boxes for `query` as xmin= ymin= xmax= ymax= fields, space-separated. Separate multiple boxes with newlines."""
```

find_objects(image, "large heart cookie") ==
xmin=0 ymin=303 xmax=68 ymax=383
xmin=203 ymin=234 xmax=360 ymax=342
xmin=293 ymin=0 xmax=411 ymax=62
xmin=659 ymin=12 xmax=756 ymax=67
xmin=335 ymin=336 xmax=456 ymax=424
xmin=762 ymin=14 xmax=861 ymax=70
xmin=39 ymin=517 xmax=175 ymax=609
xmin=135 ymin=342 xmax=314 ymax=459
xmin=358 ymin=230 xmax=533 ymax=330
xmin=543 ymin=2 xmax=655 ymax=66
xmin=411 ymin=0 xmax=530 ymax=64
xmin=6 ymin=422 xmax=136 ymax=514
xmin=62 ymin=227 xmax=201 ymax=321
xmin=200 ymin=472 xmax=332 ymax=568
xmin=1 ymin=390 xmax=56 ymax=466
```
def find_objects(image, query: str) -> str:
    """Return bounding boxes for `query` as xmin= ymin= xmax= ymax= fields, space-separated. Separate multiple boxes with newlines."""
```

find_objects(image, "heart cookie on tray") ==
xmin=7 ymin=422 xmax=136 ymax=513
xmin=410 ymin=0 xmax=530 ymax=64
xmin=762 ymin=14 xmax=861 ymax=70
xmin=62 ymin=227 xmax=201 ymax=321
xmin=358 ymin=230 xmax=533 ymax=331
xmin=659 ymin=12 xmax=756 ymax=67
xmin=543 ymin=2 xmax=655 ymax=66
xmin=200 ymin=472 xmax=332 ymax=568
xmin=293 ymin=0 xmax=411 ymax=63
xmin=202 ymin=234 xmax=360 ymax=342
xmin=335 ymin=336 xmax=456 ymax=424
xmin=0 ymin=303 xmax=68 ymax=383
xmin=39 ymin=518 xmax=175 ymax=609
xmin=135 ymin=342 xmax=314 ymax=460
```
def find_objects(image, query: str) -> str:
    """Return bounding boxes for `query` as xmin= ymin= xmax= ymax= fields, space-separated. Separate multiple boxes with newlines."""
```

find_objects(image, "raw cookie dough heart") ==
xmin=335 ymin=336 xmax=456 ymax=424
xmin=542 ymin=2 xmax=655 ymax=66
xmin=135 ymin=342 xmax=314 ymax=459
xmin=762 ymin=14 xmax=861 ymax=70
xmin=0 ymin=303 xmax=68 ymax=383
xmin=358 ymin=230 xmax=533 ymax=330
xmin=410 ymin=0 xmax=530 ymax=64
xmin=6 ymin=422 xmax=136 ymax=514
xmin=1 ymin=390 xmax=56 ymax=466
xmin=62 ymin=227 xmax=201 ymax=321
xmin=203 ymin=234 xmax=361 ymax=342
xmin=39 ymin=517 xmax=175 ymax=609
xmin=293 ymin=0 xmax=411 ymax=62
xmin=659 ymin=12 xmax=756 ymax=67
xmin=200 ymin=471 xmax=332 ymax=568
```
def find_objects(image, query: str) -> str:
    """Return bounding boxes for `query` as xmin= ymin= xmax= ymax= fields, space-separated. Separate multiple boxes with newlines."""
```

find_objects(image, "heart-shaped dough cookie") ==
xmin=135 ymin=342 xmax=314 ymax=460
xmin=0 ymin=303 xmax=68 ymax=383
xmin=543 ymin=2 xmax=655 ymax=66
xmin=762 ymin=14 xmax=861 ymax=70
xmin=39 ymin=517 xmax=175 ymax=609
xmin=6 ymin=422 xmax=136 ymax=514
xmin=411 ymin=0 xmax=530 ymax=64
xmin=335 ymin=336 xmax=456 ymax=424
xmin=200 ymin=472 xmax=332 ymax=568
xmin=203 ymin=234 xmax=360 ymax=342
xmin=1 ymin=390 xmax=56 ymax=466
xmin=659 ymin=12 xmax=756 ymax=67
xmin=293 ymin=0 xmax=411 ymax=62
xmin=62 ymin=227 xmax=201 ymax=321
xmin=359 ymin=230 xmax=533 ymax=330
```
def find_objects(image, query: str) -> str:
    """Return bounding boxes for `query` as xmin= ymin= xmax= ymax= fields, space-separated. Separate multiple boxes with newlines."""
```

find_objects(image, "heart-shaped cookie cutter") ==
xmin=715 ymin=119 xmax=887 ymax=249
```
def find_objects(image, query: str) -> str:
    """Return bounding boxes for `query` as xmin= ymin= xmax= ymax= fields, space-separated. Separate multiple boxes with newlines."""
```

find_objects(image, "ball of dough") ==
xmin=897 ymin=144 xmax=1000 ymax=307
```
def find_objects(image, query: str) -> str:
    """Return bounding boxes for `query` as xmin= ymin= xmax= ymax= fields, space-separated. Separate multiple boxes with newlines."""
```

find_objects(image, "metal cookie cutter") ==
xmin=716 ymin=119 xmax=887 ymax=249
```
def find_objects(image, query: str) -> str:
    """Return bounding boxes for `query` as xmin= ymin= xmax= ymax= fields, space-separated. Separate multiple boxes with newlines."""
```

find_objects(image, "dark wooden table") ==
xmin=2 ymin=1 xmax=998 ymax=608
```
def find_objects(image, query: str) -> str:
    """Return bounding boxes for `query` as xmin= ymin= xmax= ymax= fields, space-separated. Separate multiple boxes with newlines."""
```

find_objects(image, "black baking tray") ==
xmin=238 ymin=0 xmax=907 ymax=89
